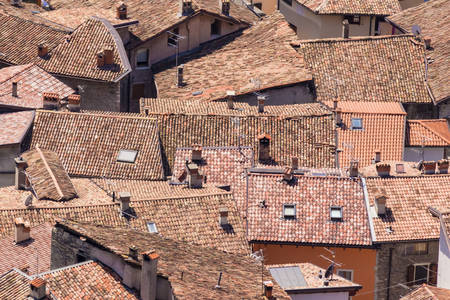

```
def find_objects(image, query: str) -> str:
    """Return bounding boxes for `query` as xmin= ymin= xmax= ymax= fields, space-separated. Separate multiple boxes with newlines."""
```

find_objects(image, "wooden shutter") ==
xmin=407 ymin=265 xmax=415 ymax=286
xmin=429 ymin=263 xmax=438 ymax=285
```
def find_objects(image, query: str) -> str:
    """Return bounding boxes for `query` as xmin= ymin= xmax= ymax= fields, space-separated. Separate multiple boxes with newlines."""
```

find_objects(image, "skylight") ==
xmin=147 ymin=222 xmax=158 ymax=233
xmin=351 ymin=118 xmax=363 ymax=130
xmin=330 ymin=206 xmax=343 ymax=221
xmin=117 ymin=150 xmax=138 ymax=163
xmin=283 ymin=204 xmax=296 ymax=219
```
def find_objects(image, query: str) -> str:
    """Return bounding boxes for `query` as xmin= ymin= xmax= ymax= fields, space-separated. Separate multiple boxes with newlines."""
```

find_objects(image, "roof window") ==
xmin=330 ymin=206 xmax=343 ymax=221
xmin=351 ymin=118 xmax=363 ymax=130
xmin=147 ymin=222 xmax=158 ymax=233
xmin=117 ymin=150 xmax=138 ymax=163
xmin=283 ymin=204 xmax=296 ymax=219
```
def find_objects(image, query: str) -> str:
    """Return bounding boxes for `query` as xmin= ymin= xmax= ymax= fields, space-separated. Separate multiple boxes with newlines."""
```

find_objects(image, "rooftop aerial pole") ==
xmin=167 ymin=30 xmax=185 ymax=83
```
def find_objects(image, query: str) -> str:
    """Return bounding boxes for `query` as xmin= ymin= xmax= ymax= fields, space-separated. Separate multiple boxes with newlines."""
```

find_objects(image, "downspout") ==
xmin=245 ymin=168 xmax=249 ymax=238
xmin=386 ymin=247 xmax=393 ymax=300
xmin=369 ymin=16 xmax=372 ymax=36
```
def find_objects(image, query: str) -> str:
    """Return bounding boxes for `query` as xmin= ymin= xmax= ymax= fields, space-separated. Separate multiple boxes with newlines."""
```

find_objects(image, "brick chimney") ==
xmin=342 ymin=19 xmax=349 ymax=39
xmin=117 ymin=2 xmax=127 ymax=19
xmin=119 ymin=191 xmax=131 ymax=213
xmin=264 ymin=281 xmax=274 ymax=299
xmin=438 ymin=159 xmax=449 ymax=174
xmin=421 ymin=161 xmax=436 ymax=174
xmin=291 ymin=157 xmax=299 ymax=170
xmin=219 ymin=207 xmax=228 ymax=226
xmin=349 ymin=160 xmax=358 ymax=177
xmin=42 ymin=92 xmax=60 ymax=109
xmin=38 ymin=42 xmax=48 ymax=58
xmin=29 ymin=278 xmax=46 ymax=300
xmin=14 ymin=156 xmax=28 ymax=190
xmin=180 ymin=0 xmax=193 ymax=16
xmin=226 ymin=90 xmax=235 ymax=109
xmin=187 ymin=163 xmax=203 ymax=188
xmin=374 ymin=195 xmax=386 ymax=216
xmin=191 ymin=144 xmax=202 ymax=161
xmin=220 ymin=0 xmax=230 ymax=15
xmin=177 ymin=64 xmax=184 ymax=87
xmin=257 ymin=133 xmax=271 ymax=162
xmin=140 ymin=251 xmax=159 ymax=300
xmin=67 ymin=94 xmax=81 ymax=112
xmin=12 ymin=80 xmax=18 ymax=97
xmin=374 ymin=150 xmax=381 ymax=163
xmin=257 ymin=95 xmax=266 ymax=113
xmin=376 ymin=163 xmax=391 ymax=177
xmin=14 ymin=217 xmax=31 ymax=244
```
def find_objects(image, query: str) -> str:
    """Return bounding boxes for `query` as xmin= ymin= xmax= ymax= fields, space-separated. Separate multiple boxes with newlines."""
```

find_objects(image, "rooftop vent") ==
xmin=330 ymin=206 xmax=343 ymax=221
xmin=220 ymin=0 xmax=230 ymax=15
xmin=257 ymin=94 xmax=266 ymax=113
xmin=283 ymin=204 xmax=296 ymax=219
xmin=128 ymin=245 xmax=138 ymax=260
xmin=187 ymin=162 xmax=203 ymax=188
xmin=226 ymin=90 xmax=235 ymax=109
xmin=219 ymin=207 xmax=228 ymax=226
xmin=342 ymin=19 xmax=349 ymax=38
xmin=374 ymin=195 xmax=386 ymax=216
xmin=119 ymin=191 xmax=131 ymax=213
xmin=12 ymin=80 xmax=18 ymax=97
xmin=421 ymin=161 xmax=436 ymax=175
xmin=117 ymin=2 xmax=127 ymax=19
xmin=38 ymin=42 xmax=48 ymax=58
xmin=263 ymin=281 xmax=274 ymax=299
xmin=177 ymin=64 xmax=184 ymax=87
xmin=335 ymin=107 xmax=342 ymax=127
xmin=424 ymin=37 xmax=432 ymax=49
xmin=42 ymin=92 xmax=60 ymax=109
xmin=438 ymin=159 xmax=449 ymax=174
xmin=29 ymin=278 xmax=46 ymax=300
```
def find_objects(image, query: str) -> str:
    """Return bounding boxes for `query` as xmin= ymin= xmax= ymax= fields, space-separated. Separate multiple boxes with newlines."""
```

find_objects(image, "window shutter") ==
xmin=429 ymin=263 xmax=438 ymax=285
xmin=407 ymin=265 xmax=414 ymax=286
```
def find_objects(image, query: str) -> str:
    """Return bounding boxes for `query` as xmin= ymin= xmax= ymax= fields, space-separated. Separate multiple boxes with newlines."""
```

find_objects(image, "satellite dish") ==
xmin=24 ymin=194 xmax=33 ymax=207
xmin=324 ymin=263 xmax=334 ymax=279
xmin=412 ymin=25 xmax=421 ymax=36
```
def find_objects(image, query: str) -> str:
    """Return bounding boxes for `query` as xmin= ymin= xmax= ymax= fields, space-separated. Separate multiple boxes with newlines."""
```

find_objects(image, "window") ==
xmin=168 ymin=27 xmax=179 ymax=47
xmin=117 ymin=150 xmax=138 ymax=163
xmin=330 ymin=206 xmax=343 ymax=221
xmin=407 ymin=263 xmax=437 ymax=286
xmin=147 ymin=222 xmax=158 ymax=233
xmin=282 ymin=0 xmax=292 ymax=5
xmin=283 ymin=204 xmax=296 ymax=219
xmin=337 ymin=269 xmax=353 ymax=281
xmin=405 ymin=243 xmax=428 ymax=255
xmin=211 ymin=19 xmax=221 ymax=37
xmin=136 ymin=49 xmax=149 ymax=68
xmin=351 ymin=118 xmax=363 ymax=130
xmin=344 ymin=15 xmax=360 ymax=25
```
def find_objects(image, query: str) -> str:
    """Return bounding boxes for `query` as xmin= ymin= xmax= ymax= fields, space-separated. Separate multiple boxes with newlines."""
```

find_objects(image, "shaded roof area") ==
xmin=36 ymin=17 xmax=130 ymax=82
xmin=296 ymin=35 xmax=431 ymax=103
xmin=0 ymin=223 xmax=52 ymax=275
xmin=400 ymin=284 xmax=450 ymax=300
xmin=154 ymin=11 xmax=312 ymax=101
xmin=243 ymin=169 xmax=372 ymax=246
xmin=30 ymin=110 xmax=165 ymax=180
xmin=406 ymin=119 xmax=450 ymax=147
xmin=366 ymin=175 xmax=450 ymax=242
xmin=296 ymin=0 xmax=400 ymax=15
xmin=21 ymin=147 xmax=77 ymax=201
xmin=0 ymin=64 xmax=74 ymax=110
xmin=0 ymin=111 xmax=34 ymax=146
xmin=387 ymin=0 xmax=450 ymax=103
xmin=55 ymin=219 xmax=290 ymax=299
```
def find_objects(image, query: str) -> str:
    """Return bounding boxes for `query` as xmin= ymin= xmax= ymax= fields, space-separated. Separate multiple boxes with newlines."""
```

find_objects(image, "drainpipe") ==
xmin=245 ymin=168 xmax=249 ymax=238
xmin=386 ymin=247 xmax=393 ymax=300
xmin=369 ymin=16 xmax=373 ymax=36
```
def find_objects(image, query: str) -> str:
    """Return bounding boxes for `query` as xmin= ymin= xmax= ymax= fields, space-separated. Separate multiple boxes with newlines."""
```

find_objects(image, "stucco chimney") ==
xmin=264 ymin=281 xmax=274 ymax=299
xmin=117 ymin=2 xmax=127 ymax=19
xmin=374 ymin=195 xmax=386 ymax=216
xmin=226 ymin=90 xmax=235 ymax=109
xmin=291 ymin=157 xmax=299 ymax=170
xmin=257 ymin=95 xmax=266 ymax=113
xmin=140 ymin=251 xmax=159 ymax=300
xmin=119 ymin=191 xmax=131 ymax=213
xmin=29 ymin=278 xmax=46 ymax=300
xmin=421 ymin=161 xmax=436 ymax=174
xmin=374 ymin=150 xmax=381 ymax=163
xmin=177 ymin=64 xmax=184 ymax=87
xmin=191 ymin=144 xmax=202 ymax=161
xmin=342 ymin=19 xmax=349 ymax=39
xmin=15 ymin=217 xmax=31 ymax=244
xmin=12 ymin=80 xmax=18 ymax=97
xmin=67 ymin=94 xmax=81 ymax=112
xmin=38 ymin=42 xmax=48 ymax=58
xmin=219 ymin=207 xmax=228 ymax=226
xmin=438 ymin=159 xmax=449 ymax=174
xmin=42 ymin=92 xmax=60 ymax=109
xmin=349 ymin=160 xmax=358 ymax=177
xmin=14 ymin=157 xmax=28 ymax=190
xmin=129 ymin=245 xmax=139 ymax=260
xmin=257 ymin=133 xmax=271 ymax=162
xmin=376 ymin=163 xmax=390 ymax=177
xmin=220 ymin=0 xmax=230 ymax=15
xmin=180 ymin=0 xmax=193 ymax=16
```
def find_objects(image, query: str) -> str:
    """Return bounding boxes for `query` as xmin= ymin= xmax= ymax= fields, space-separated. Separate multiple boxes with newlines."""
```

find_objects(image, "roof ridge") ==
xmin=132 ymin=191 xmax=232 ymax=203
xmin=0 ymin=11 xmax=69 ymax=34
xmin=35 ymin=146 xmax=64 ymax=199
xmin=0 ymin=202 xmax=118 ymax=212
xmin=35 ymin=109 xmax=157 ymax=121
xmin=0 ymin=63 xmax=34 ymax=84
xmin=296 ymin=34 xmax=416 ymax=44
xmin=416 ymin=120 xmax=450 ymax=144
xmin=32 ymin=260 xmax=94 ymax=278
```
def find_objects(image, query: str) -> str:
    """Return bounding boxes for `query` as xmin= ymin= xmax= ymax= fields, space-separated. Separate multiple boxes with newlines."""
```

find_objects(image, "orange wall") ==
xmin=253 ymin=243 xmax=376 ymax=300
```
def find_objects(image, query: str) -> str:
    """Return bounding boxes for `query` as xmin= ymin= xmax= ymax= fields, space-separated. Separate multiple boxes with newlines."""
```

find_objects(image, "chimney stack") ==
xmin=219 ymin=207 xmax=228 ymax=226
xmin=291 ymin=157 xmax=299 ymax=170
xmin=97 ymin=51 xmax=105 ymax=68
xmin=128 ymin=245 xmax=138 ymax=260
xmin=342 ymin=19 xmax=349 ymax=39
xmin=141 ymin=251 xmax=159 ymax=300
xmin=349 ymin=160 xmax=359 ymax=177
xmin=257 ymin=133 xmax=271 ymax=162
xmin=187 ymin=163 xmax=203 ymax=188
xmin=438 ymin=159 xmax=449 ymax=174
xmin=333 ymin=99 xmax=338 ymax=110
xmin=220 ymin=0 xmax=230 ymax=15
xmin=14 ymin=217 xmax=31 ymax=244
xmin=191 ymin=144 xmax=202 ymax=161
xmin=374 ymin=195 xmax=386 ymax=216
xmin=424 ymin=37 xmax=432 ymax=49
xmin=29 ymin=278 xmax=46 ymax=300
xmin=283 ymin=166 xmax=294 ymax=181
xmin=67 ymin=94 xmax=81 ymax=112
xmin=374 ymin=150 xmax=381 ymax=163
xmin=257 ymin=95 xmax=266 ymax=113
xmin=12 ymin=80 xmax=18 ymax=97
xmin=119 ymin=191 xmax=131 ymax=213
xmin=42 ymin=92 xmax=60 ymax=109
xmin=14 ymin=157 xmax=28 ymax=190
xmin=335 ymin=107 xmax=342 ymax=126
xmin=264 ymin=281 xmax=274 ymax=299
xmin=180 ymin=0 xmax=193 ymax=16
xmin=38 ymin=42 xmax=48 ymax=58
xmin=226 ymin=90 xmax=235 ymax=109
xmin=103 ymin=46 xmax=114 ymax=65
xmin=376 ymin=163 xmax=391 ymax=177
xmin=177 ymin=64 xmax=184 ymax=87
xmin=117 ymin=2 xmax=127 ymax=19
xmin=421 ymin=161 xmax=436 ymax=174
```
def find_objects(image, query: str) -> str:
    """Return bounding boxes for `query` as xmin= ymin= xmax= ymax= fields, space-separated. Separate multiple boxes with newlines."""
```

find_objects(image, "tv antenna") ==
xmin=167 ymin=30 xmax=186 ymax=76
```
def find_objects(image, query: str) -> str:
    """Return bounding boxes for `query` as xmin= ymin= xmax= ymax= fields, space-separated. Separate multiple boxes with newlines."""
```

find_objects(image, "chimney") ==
xmin=128 ymin=245 xmax=138 ymax=260
xmin=29 ymin=278 xmax=46 ymax=300
xmin=421 ymin=161 xmax=436 ymax=174
xmin=67 ymin=94 xmax=81 ymax=112
xmin=187 ymin=163 xmax=203 ymax=188
xmin=42 ymin=92 xmax=60 ymax=109
xmin=38 ymin=42 xmax=48 ymax=58
xmin=335 ymin=107 xmax=342 ymax=126
xmin=14 ymin=217 xmax=31 ymax=244
xmin=333 ymin=99 xmax=338 ymax=110
xmin=257 ymin=95 xmax=266 ymax=113
xmin=140 ymin=251 xmax=159 ymax=300
xmin=226 ymin=90 xmax=235 ymax=109
xmin=376 ymin=163 xmax=391 ymax=177
xmin=191 ymin=144 xmax=202 ymax=161
xmin=117 ymin=2 xmax=127 ymax=19
xmin=374 ymin=150 xmax=381 ymax=163
xmin=257 ymin=133 xmax=271 ymax=162
xmin=12 ymin=80 xmax=18 ymax=97
xmin=264 ymin=281 xmax=274 ymax=299
xmin=220 ymin=0 xmax=230 ymax=15
xmin=219 ymin=207 xmax=228 ymax=226
xmin=424 ymin=37 xmax=432 ymax=49
xmin=342 ymin=19 xmax=349 ymax=39
xmin=180 ymin=0 xmax=193 ymax=16
xmin=374 ymin=195 xmax=386 ymax=216
xmin=119 ymin=191 xmax=131 ymax=213
xmin=291 ymin=157 xmax=299 ymax=170
xmin=103 ymin=46 xmax=114 ymax=65
xmin=283 ymin=166 xmax=293 ymax=181
xmin=177 ymin=64 xmax=184 ymax=87
xmin=97 ymin=51 xmax=105 ymax=68
xmin=14 ymin=157 xmax=28 ymax=190
xmin=438 ymin=159 xmax=449 ymax=174
xmin=349 ymin=160 xmax=358 ymax=177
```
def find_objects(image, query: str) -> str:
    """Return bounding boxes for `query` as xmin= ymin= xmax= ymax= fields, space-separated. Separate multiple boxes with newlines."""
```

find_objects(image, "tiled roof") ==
xmin=30 ymin=110 xmax=165 ymax=180
xmin=439 ymin=211 xmax=450 ymax=250
xmin=360 ymin=161 xmax=422 ymax=177
xmin=37 ymin=17 xmax=131 ymax=82
xmin=296 ymin=0 xmax=400 ymax=15
xmin=141 ymin=98 xmax=331 ymax=117
xmin=387 ymin=0 xmax=450 ymax=103
xmin=0 ymin=64 xmax=74 ymax=110
xmin=0 ymin=269 xmax=30 ymax=300
xmin=0 ymin=111 xmax=34 ymax=146
xmin=0 ymin=12 xmax=67 ymax=65
xmin=55 ymin=220 xmax=290 ymax=299
xmin=366 ymin=175 xmax=450 ymax=242
xmin=21 ymin=148 xmax=77 ymax=201
xmin=296 ymin=35 xmax=432 ymax=103
xmin=154 ymin=12 xmax=312 ymax=101
xmin=0 ymin=223 xmax=52 ymax=275
xmin=406 ymin=119 xmax=450 ymax=147
xmin=400 ymin=284 xmax=450 ymax=300
xmin=244 ymin=170 xmax=372 ymax=246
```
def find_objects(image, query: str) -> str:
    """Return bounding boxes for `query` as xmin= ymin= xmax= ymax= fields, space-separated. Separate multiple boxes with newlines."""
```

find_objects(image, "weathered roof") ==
xmin=400 ymin=284 xmax=450 ymax=300
xmin=296 ymin=0 xmax=400 ymax=15
xmin=55 ymin=220 xmax=290 ymax=299
xmin=244 ymin=169 xmax=372 ymax=246
xmin=154 ymin=12 xmax=312 ymax=101
xmin=0 ymin=269 xmax=30 ymax=300
xmin=387 ymin=0 xmax=450 ymax=103
xmin=36 ymin=17 xmax=131 ymax=82
xmin=21 ymin=148 xmax=77 ymax=201
xmin=0 ymin=111 xmax=34 ymax=146
xmin=296 ymin=35 xmax=432 ymax=103
xmin=406 ymin=119 xmax=450 ymax=147
xmin=30 ymin=110 xmax=165 ymax=180
xmin=366 ymin=175 xmax=450 ymax=242
xmin=360 ymin=161 xmax=422 ymax=177
xmin=0 ymin=64 xmax=74 ymax=110
xmin=0 ymin=223 xmax=52 ymax=275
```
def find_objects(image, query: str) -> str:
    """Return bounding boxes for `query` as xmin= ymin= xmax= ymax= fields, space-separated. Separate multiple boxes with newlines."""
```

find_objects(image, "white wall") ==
xmin=290 ymin=291 xmax=349 ymax=300
xmin=404 ymin=147 xmax=444 ymax=162
xmin=438 ymin=228 xmax=450 ymax=288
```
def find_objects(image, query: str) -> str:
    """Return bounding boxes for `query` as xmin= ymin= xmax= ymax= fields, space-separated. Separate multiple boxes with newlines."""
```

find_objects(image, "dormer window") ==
xmin=283 ymin=204 xmax=296 ymax=219
xmin=351 ymin=118 xmax=363 ymax=130
xmin=330 ymin=206 xmax=343 ymax=221
xmin=117 ymin=150 xmax=138 ymax=163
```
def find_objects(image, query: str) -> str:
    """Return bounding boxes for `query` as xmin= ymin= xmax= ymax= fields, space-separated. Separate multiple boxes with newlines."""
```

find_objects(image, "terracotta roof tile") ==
xmin=0 ymin=111 xmax=34 ymax=146
xmin=0 ymin=64 xmax=74 ymax=110
xmin=296 ymin=35 xmax=432 ymax=103
xmin=154 ymin=12 xmax=312 ymax=101
xmin=0 ymin=269 xmax=30 ymax=300
xmin=297 ymin=0 xmax=400 ymax=15
xmin=406 ymin=119 xmax=450 ymax=146
xmin=387 ymin=0 xmax=450 ymax=103
xmin=360 ymin=161 xmax=422 ymax=177
xmin=30 ymin=110 xmax=165 ymax=180
xmin=400 ymin=284 xmax=450 ymax=300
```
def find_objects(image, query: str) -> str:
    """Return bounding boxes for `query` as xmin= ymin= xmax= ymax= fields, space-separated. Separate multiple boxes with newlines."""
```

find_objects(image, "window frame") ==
xmin=351 ymin=118 xmax=363 ymax=130
xmin=337 ymin=269 xmax=354 ymax=281
xmin=135 ymin=48 xmax=149 ymax=69
xmin=330 ymin=206 xmax=343 ymax=221
xmin=283 ymin=204 xmax=296 ymax=219
xmin=413 ymin=263 xmax=430 ymax=285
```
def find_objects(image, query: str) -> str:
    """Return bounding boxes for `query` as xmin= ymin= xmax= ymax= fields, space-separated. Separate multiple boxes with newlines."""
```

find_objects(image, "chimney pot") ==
xmin=257 ymin=133 xmax=271 ymax=162
xmin=438 ymin=159 xmax=449 ymax=174
xmin=191 ymin=144 xmax=202 ymax=161
xmin=42 ymin=92 xmax=60 ymax=109
xmin=177 ymin=64 xmax=184 ymax=87
xmin=335 ymin=107 xmax=342 ymax=126
xmin=219 ymin=207 xmax=229 ymax=226
xmin=291 ymin=157 xmax=299 ymax=170
xmin=67 ymin=94 xmax=81 ymax=112
xmin=349 ymin=160 xmax=359 ymax=177
xmin=14 ymin=217 xmax=31 ymax=244
xmin=117 ymin=2 xmax=127 ymax=19
xmin=376 ymin=163 xmax=391 ymax=177
xmin=14 ymin=157 xmax=28 ymax=190
xmin=374 ymin=195 xmax=387 ymax=216
xmin=264 ymin=281 xmax=274 ymax=299
xmin=180 ymin=0 xmax=193 ymax=16
xmin=119 ymin=191 xmax=131 ymax=212
xmin=421 ymin=161 xmax=436 ymax=174
xmin=333 ymin=99 xmax=338 ymax=110
xmin=342 ymin=19 xmax=349 ymax=39
xmin=103 ymin=46 xmax=114 ymax=65
xmin=12 ymin=80 xmax=18 ymax=97
xmin=30 ymin=278 xmax=46 ymax=300
xmin=374 ymin=150 xmax=381 ymax=163
xmin=129 ymin=245 xmax=138 ymax=260
xmin=38 ymin=42 xmax=48 ymax=58
xmin=226 ymin=90 xmax=235 ymax=109
xmin=257 ymin=95 xmax=266 ymax=113
xmin=220 ymin=0 xmax=230 ymax=15
xmin=141 ymin=251 xmax=159 ymax=300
